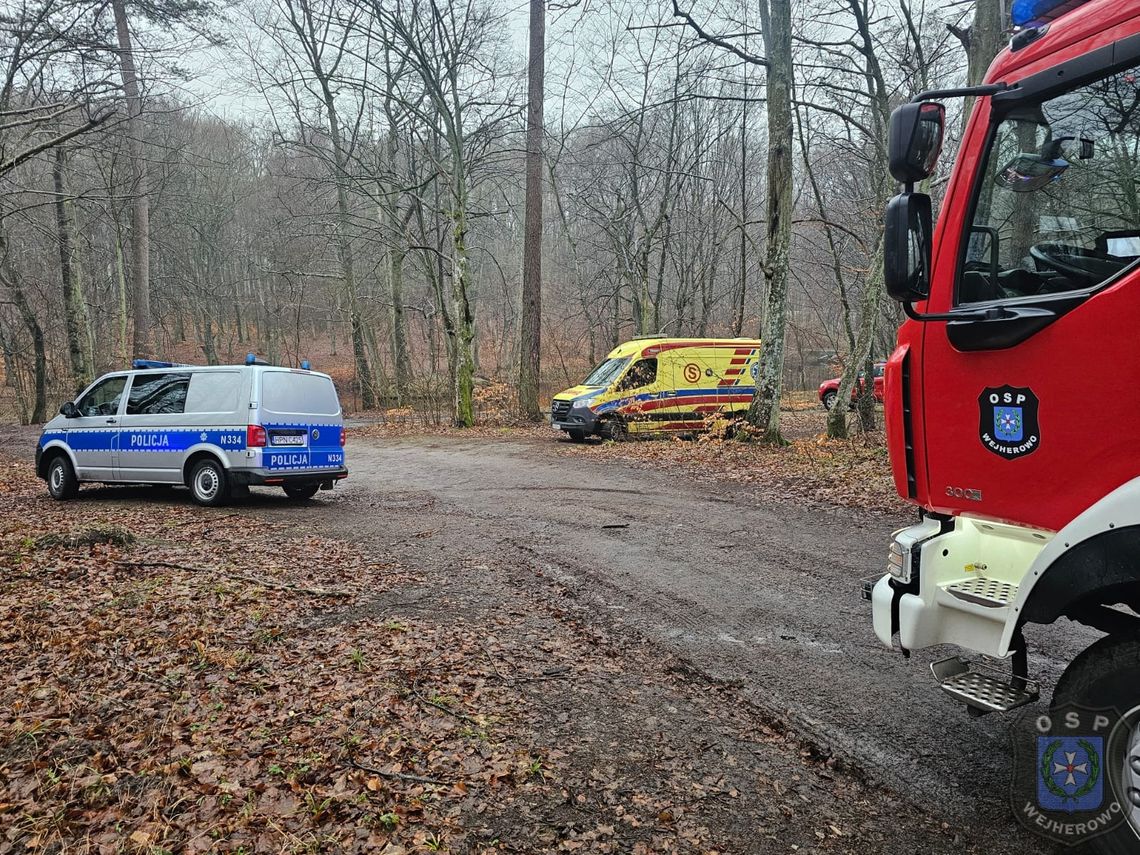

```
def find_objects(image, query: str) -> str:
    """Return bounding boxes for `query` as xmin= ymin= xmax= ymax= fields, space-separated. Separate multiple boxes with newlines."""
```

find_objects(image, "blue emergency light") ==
xmin=300 ymin=359 xmax=311 ymax=370
xmin=132 ymin=359 xmax=192 ymax=369
xmin=1012 ymin=0 xmax=1087 ymax=27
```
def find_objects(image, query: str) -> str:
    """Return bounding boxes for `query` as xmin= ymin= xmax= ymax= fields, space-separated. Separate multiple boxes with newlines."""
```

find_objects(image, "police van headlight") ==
xmin=887 ymin=540 xmax=911 ymax=584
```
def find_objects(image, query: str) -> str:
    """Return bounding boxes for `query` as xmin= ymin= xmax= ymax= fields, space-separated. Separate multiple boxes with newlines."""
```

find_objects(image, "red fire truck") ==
xmin=869 ymin=0 xmax=1140 ymax=849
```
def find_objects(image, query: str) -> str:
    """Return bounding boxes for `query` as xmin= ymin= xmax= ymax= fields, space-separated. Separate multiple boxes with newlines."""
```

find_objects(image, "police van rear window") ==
xmin=262 ymin=372 xmax=340 ymax=416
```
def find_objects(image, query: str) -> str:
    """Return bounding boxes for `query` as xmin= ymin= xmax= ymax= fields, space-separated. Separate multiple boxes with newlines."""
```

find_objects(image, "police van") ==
xmin=35 ymin=357 xmax=348 ymax=506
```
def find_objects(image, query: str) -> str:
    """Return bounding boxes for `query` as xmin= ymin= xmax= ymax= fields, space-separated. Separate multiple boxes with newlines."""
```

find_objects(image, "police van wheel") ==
xmin=282 ymin=484 xmax=319 ymax=501
xmin=189 ymin=458 xmax=229 ymax=507
xmin=46 ymin=456 xmax=79 ymax=500
xmin=822 ymin=391 xmax=838 ymax=411
xmin=1052 ymin=633 xmax=1140 ymax=854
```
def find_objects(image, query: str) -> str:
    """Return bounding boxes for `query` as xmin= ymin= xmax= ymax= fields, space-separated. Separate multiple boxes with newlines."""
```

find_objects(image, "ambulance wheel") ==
xmin=566 ymin=429 xmax=587 ymax=443
xmin=821 ymin=390 xmax=838 ymax=411
xmin=1051 ymin=633 xmax=1140 ymax=855
xmin=282 ymin=484 xmax=320 ymax=501
xmin=599 ymin=417 xmax=626 ymax=442
xmin=46 ymin=455 xmax=79 ymax=500
xmin=188 ymin=458 xmax=229 ymax=507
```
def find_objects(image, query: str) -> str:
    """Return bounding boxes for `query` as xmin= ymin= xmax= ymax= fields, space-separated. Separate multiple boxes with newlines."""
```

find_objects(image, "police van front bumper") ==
xmin=230 ymin=467 xmax=348 ymax=489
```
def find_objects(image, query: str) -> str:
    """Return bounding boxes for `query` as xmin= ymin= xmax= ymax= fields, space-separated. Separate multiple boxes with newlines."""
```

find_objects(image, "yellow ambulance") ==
xmin=550 ymin=337 xmax=762 ymax=441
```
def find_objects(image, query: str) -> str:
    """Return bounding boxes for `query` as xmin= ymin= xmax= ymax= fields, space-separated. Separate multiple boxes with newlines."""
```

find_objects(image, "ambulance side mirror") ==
xmin=884 ymin=192 xmax=933 ymax=303
xmin=60 ymin=401 xmax=79 ymax=419
xmin=889 ymin=101 xmax=945 ymax=184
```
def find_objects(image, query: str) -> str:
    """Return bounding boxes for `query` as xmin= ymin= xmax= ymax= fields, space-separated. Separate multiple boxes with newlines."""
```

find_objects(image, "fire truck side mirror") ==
xmin=884 ymin=192 xmax=933 ymax=303
xmin=889 ymin=102 xmax=945 ymax=184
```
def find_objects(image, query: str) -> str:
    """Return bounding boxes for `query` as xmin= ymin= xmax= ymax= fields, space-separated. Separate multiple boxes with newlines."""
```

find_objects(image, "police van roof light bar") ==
xmin=132 ymin=359 xmax=192 ymax=370
xmin=245 ymin=353 xmax=270 ymax=366
xmin=300 ymin=359 xmax=311 ymax=370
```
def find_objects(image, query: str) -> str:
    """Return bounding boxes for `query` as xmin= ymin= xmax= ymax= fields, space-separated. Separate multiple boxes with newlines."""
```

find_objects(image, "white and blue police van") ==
xmin=35 ymin=356 xmax=348 ymax=506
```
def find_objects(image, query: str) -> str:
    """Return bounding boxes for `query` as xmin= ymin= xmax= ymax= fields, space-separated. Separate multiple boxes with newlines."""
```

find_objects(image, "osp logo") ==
xmin=979 ymin=385 xmax=1040 ymax=459
xmin=1011 ymin=703 xmax=1129 ymax=846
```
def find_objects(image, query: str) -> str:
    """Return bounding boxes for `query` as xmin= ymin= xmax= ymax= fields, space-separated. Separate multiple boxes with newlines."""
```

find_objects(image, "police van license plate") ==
xmin=271 ymin=432 xmax=307 ymax=447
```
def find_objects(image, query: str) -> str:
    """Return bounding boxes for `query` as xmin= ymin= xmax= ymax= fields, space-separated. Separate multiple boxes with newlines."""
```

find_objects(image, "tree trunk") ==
xmin=451 ymin=161 xmax=476 ymax=427
xmin=951 ymin=0 xmax=1006 ymax=124
xmin=388 ymin=241 xmax=411 ymax=405
xmin=111 ymin=0 xmax=152 ymax=358
xmin=320 ymin=87 xmax=375 ymax=410
xmin=114 ymin=222 xmax=130 ymax=366
xmin=52 ymin=147 xmax=92 ymax=384
xmin=826 ymin=241 xmax=885 ymax=439
xmin=746 ymin=0 xmax=793 ymax=444
xmin=518 ymin=0 xmax=545 ymax=420
xmin=0 ymin=227 xmax=47 ymax=424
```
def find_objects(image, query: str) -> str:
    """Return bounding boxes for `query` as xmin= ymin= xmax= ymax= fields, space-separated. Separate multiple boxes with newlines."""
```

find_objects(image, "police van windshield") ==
xmin=583 ymin=357 xmax=629 ymax=387
xmin=960 ymin=63 xmax=1140 ymax=304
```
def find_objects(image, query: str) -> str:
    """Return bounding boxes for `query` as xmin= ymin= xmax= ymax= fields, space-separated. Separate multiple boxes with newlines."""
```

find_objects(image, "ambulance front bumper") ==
xmin=551 ymin=403 xmax=599 ymax=433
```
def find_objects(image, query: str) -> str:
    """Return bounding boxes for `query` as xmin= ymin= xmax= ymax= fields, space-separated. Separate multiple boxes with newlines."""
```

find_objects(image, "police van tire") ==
xmin=1051 ymin=633 xmax=1140 ymax=855
xmin=822 ymin=390 xmax=838 ymax=411
xmin=599 ymin=417 xmax=626 ymax=442
xmin=283 ymin=484 xmax=320 ymax=501
xmin=46 ymin=455 xmax=79 ymax=500
xmin=189 ymin=458 xmax=229 ymax=507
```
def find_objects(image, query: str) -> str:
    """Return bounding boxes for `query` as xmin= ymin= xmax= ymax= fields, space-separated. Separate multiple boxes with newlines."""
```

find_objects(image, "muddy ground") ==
xmin=1 ymin=425 xmax=1092 ymax=853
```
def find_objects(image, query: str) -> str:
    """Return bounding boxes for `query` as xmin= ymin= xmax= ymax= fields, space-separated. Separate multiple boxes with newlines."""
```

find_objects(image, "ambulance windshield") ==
xmin=583 ymin=357 xmax=629 ymax=387
xmin=960 ymin=63 xmax=1140 ymax=303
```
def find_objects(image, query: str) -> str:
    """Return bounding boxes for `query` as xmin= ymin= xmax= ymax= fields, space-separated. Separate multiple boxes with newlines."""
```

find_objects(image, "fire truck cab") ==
xmin=870 ymin=0 xmax=1140 ymax=848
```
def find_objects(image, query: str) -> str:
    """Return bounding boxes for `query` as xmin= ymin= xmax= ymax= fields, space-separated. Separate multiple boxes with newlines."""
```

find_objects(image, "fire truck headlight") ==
xmin=887 ymin=541 xmax=911 ymax=584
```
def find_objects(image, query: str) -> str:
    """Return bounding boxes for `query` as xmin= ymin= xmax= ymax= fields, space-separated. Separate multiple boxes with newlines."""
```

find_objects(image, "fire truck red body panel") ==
xmin=885 ymin=0 xmax=1140 ymax=533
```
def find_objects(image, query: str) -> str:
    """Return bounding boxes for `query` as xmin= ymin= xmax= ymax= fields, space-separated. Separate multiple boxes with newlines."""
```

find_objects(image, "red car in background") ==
xmin=818 ymin=362 xmax=885 ymax=410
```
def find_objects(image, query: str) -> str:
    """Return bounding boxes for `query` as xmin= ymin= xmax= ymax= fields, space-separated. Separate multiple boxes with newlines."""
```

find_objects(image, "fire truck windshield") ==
xmin=959 ymin=64 xmax=1140 ymax=304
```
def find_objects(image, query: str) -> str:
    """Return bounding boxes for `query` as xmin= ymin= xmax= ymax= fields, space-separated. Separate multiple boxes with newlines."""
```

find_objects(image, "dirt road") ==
xmin=255 ymin=433 xmax=1094 ymax=850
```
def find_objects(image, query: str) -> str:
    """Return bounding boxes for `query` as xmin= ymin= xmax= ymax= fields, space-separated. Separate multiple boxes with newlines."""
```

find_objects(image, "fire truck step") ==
xmin=930 ymin=656 xmax=1039 ymax=714
xmin=943 ymin=576 xmax=1019 ymax=608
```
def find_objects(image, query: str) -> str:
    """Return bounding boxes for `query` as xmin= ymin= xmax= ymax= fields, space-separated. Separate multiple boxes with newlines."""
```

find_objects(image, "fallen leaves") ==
xmin=0 ymin=460 xmax=545 ymax=853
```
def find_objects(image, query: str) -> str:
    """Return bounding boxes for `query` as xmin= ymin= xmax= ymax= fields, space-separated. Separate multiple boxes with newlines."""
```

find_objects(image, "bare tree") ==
xmin=518 ymin=0 xmax=544 ymax=419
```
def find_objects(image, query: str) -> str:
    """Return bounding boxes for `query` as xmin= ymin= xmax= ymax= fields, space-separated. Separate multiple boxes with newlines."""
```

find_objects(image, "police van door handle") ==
xmin=105 ymin=417 xmax=118 ymax=424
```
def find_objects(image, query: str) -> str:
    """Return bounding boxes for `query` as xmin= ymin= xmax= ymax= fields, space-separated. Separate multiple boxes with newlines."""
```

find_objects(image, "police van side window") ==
xmin=77 ymin=376 xmax=127 ymax=416
xmin=127 ymin=372 xmax=191 ymax=416
xmin=185 ymin=371 xmax=241 ymax=414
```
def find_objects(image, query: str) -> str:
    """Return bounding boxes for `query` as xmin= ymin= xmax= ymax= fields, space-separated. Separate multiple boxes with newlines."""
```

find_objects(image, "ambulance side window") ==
xmin=126 ymin=372 xmax=191 ymax=416
xmin=76 ymin=376 xmax=127 ymax=417
xmin=617 ymin=358 xmax=657 ymax=391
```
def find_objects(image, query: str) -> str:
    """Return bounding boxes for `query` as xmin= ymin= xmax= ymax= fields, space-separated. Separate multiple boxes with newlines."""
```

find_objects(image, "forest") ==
xmin=0 ymin=0 xmax=1001 ymax=434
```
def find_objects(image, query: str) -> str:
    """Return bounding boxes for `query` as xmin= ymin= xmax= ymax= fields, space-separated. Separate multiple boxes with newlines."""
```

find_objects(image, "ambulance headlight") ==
xmin=575 ymin=396 xmax=598 ymax=410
